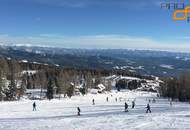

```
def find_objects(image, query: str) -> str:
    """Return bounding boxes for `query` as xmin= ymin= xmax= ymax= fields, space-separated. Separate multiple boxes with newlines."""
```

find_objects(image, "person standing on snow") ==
xmin=92 ymin=99 xmax=95 ymax=105
xmin=33 ymin=102 xmax=36 ymax=111
xmin=132 ymin=100 xmax=135 ymax=109
xmin=77 ymin=107 xmax=81 ymax=116
xmin=125 ymin=102 xmax=128 ymax=112
xmin=106 ymin=97 xmax=109 ymax=102
xmin=146 ymin=103 xmax=151 ymax=113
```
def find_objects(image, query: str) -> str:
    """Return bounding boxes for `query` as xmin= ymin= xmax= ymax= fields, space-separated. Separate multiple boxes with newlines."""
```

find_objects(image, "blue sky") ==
xmin=0 ymin=0 xmax=190 ymax=51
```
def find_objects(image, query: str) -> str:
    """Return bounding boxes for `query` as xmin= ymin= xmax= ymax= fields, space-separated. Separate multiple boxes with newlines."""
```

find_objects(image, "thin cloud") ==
xmin=182 ymin=36 xmax=190 ymax=39
xmin=27 ymin=0 xmax=159 ymax=9
xmin=0 ymin=34 xmax=190 ymax=52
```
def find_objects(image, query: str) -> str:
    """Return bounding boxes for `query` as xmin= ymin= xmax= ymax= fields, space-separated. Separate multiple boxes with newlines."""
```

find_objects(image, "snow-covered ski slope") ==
xmin=1 ymin=90 xmax=190 ymax=130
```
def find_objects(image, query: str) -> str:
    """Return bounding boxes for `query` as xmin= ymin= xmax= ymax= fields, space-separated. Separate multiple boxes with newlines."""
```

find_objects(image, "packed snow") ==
xmin=0 ymin=90 xmax=190 ymax=130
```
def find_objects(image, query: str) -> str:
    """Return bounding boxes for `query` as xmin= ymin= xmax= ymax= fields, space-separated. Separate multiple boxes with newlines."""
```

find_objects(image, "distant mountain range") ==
xmin=1 ymin=45 xmax=190 ymax=77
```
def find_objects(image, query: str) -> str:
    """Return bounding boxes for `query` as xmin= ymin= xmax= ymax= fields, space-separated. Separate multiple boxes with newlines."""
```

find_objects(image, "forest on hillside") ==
xmin=1 ymin=56 xmax=190 ymax=102
xmin=160 ymin=72 xmax=190 ymax=101
xmin=0 ymin=57 xmax=153 ymax=101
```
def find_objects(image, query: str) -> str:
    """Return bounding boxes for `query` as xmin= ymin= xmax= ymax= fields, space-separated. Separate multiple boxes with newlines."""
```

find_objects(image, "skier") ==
xmin=33 ymin=102 xmax=36 ymax=111
xmin=132 ymin=100 xmax=135 ymax=109
xmin=146 ymin=103 xmax=151 ymax=113
xmin=125 ymin=102 xmax=128 ymax=112
xmin=92 ymin=99 xmax=95 ymax=105
xmin=106 ymin=97 xmax=109 ymax=102
xmin=115 ymin=98 xmax=117 ymax=102
xmin=77 ymin=107 xmax=81 ymax=116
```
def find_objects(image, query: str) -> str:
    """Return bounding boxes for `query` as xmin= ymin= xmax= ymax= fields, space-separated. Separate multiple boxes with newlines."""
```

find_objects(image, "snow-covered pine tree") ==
xmin=0 ymin=71 xmax=5 ymax=101
xmin=6 ymin=60 xmax=17 ymax=101
xmin=0 ymin=58 xmax=9 ymax=101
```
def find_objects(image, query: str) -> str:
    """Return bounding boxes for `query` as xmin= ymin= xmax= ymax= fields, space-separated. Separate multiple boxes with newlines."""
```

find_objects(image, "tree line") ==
xmin=0 ymin=57 xmax=116 ymax=101
xmin=0 ymin=57 xmax=157 ymax=101
xmin=159 ymin=72 xmax=190 ymax=102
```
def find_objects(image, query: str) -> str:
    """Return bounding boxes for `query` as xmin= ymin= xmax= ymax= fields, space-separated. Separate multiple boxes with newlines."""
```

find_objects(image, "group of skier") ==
xmin=32 ymin=97 xmax=153 ymax=116
xmin=124 ymin=101 xmax=151 ymax=113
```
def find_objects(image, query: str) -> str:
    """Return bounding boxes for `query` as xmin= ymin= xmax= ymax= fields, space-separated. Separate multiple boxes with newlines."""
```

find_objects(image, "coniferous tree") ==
xmin=47 ymin=78 xmax=54 ymax=100
xmin=0 ymin=70 xmax=5 ymax=101
xmin=6 ymin=60 xmax=20 ymax=100
xmin=66 ymin=85 xmax=74 ymax=98
xmin=0 ymin=58 xmax=9 ymax=100
xmin=160 ymin=72 xmax=190 ymax=102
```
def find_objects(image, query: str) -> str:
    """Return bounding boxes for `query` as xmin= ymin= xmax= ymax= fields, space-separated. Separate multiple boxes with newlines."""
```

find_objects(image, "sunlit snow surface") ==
xmin=0 ymin=90 xmax=190 ymax=130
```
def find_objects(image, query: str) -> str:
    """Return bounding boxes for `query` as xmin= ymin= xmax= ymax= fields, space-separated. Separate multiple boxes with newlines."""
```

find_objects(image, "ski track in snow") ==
xmin=0 ymin=90 xmax=190 ymax=130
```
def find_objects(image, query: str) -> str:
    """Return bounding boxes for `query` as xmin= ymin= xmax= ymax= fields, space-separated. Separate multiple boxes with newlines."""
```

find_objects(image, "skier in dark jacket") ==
xmin=92 ymin=99 xmax=95 ymax=105
xmin=77 ymin=107 xmax=81 ymax=116
xmin=146 ymin=103 xmax=151 ymax=113
xmin=125 ymin=102 xmax=128 ymax=112
xmin=33 ymin=102 xmax=36 ymax=111
xmin=132 ymin=101 xmax=135 ymax=109
xmin=106 ymin=97 xmax=109 ymax=102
